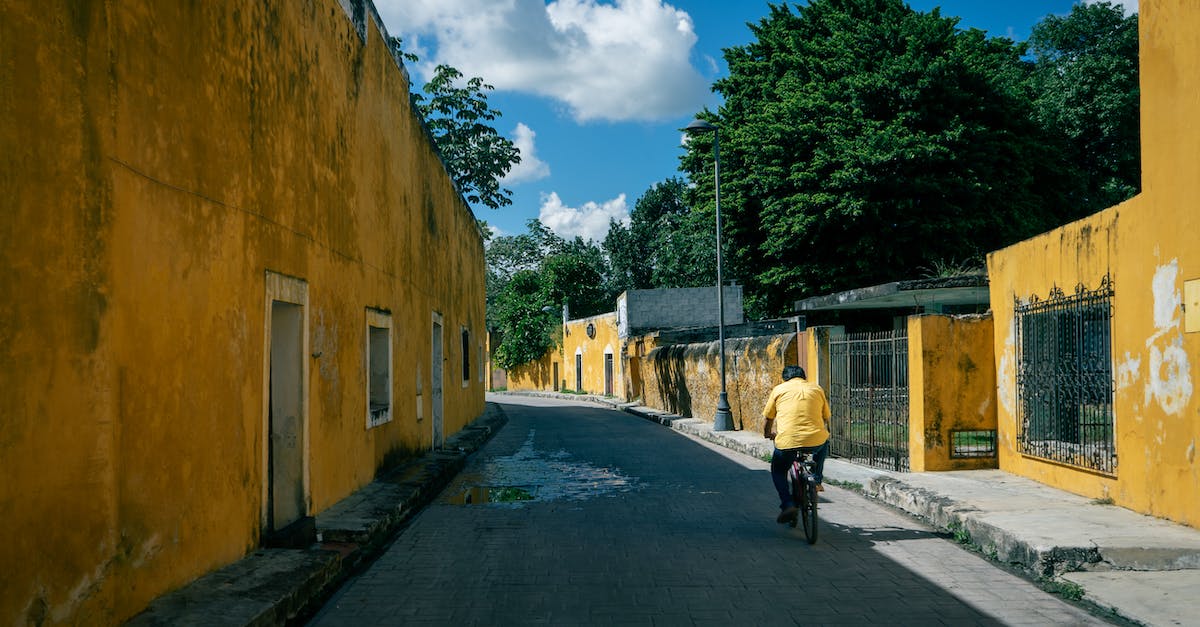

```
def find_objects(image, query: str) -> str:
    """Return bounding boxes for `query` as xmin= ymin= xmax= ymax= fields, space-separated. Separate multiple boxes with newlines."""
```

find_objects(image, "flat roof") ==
xmin=793 ymin=275 xmax=989 ymax=312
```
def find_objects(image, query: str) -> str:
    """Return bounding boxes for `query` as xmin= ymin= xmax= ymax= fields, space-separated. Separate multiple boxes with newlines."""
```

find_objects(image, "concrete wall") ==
xmin=641 ymin=333 xmax=801 ymax=433
xmin=908 ymin=315 xmax=998 ymax=472
xmin=0 ymin=1 xmax=485 ymax=623
xmin=619 ymin=286 xmax=744 ymax=337
xmin=987 ymin=0 xmax=1200 ymax=527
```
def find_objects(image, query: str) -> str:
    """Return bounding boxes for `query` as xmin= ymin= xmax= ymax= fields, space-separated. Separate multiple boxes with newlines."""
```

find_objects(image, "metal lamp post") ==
xmin=684 ymin=119 xmax=733 ymax=431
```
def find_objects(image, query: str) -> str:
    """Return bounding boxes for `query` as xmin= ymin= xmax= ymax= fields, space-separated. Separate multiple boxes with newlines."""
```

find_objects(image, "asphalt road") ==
xmin=310 ymin=396 xmax=1108 ymax=626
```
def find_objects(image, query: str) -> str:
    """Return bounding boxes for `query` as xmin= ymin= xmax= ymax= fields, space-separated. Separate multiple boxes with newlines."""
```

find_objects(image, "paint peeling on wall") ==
xmin=997 ymin=320 xmax=1016 ymax=416
xmin=1144 ymin=260 xmax=1193 ymax=415
xmin=1115 ymin=352 xmax=1142 ymax=392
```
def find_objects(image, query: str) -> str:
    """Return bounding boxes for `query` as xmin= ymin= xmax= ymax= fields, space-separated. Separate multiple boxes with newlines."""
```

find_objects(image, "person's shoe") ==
xmin=815 ymin=483 xmax=825 ymax=492
xmin=776 ymin=506 xmax=799 ymax=524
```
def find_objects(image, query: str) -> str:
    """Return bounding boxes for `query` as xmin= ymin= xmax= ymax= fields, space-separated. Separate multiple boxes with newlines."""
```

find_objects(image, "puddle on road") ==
xmin=444 ymin=430 xmax=640 ymax=506
xmin=446 ymin=485 xmax=538 ymax=505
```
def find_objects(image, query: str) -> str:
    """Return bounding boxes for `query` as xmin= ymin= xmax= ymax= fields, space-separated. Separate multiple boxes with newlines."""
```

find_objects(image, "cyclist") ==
xmin=763 ymin=365 xmax=831 ymax=524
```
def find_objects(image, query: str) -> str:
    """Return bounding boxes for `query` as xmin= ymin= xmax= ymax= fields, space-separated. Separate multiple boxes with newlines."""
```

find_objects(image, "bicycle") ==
xmin=786 ymin=452 xmax=819 ymax=544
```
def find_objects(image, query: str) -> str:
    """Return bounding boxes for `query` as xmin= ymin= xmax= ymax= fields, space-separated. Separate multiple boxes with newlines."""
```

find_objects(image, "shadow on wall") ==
xmin=649 ymin=345 xmax=693 ymax=418
xmin=509 ymin=354 xmax=557 ymax=391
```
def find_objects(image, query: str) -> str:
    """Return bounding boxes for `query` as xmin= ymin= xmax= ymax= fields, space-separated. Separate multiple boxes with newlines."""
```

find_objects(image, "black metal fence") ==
xmin=828 ymin=329 xmax=910 ymax=471
xmin=1015 ymin=276 xmax=1116 ymax=475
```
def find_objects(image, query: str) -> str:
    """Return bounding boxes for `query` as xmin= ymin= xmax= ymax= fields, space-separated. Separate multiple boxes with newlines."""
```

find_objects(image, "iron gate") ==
xmin=827 ymin=329 xmax=909 ymax=471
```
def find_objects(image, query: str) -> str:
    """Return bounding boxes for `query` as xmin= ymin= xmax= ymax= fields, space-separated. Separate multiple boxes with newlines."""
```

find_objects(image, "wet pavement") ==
xmin=442 ymin=428 xmax=640 ymax=506
xmin=308 ymin=394 xmax=1112 ymax=626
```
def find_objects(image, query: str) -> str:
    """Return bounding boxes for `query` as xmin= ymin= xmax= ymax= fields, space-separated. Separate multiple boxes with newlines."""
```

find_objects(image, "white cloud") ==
xmin=375 ymin=0 xmax=710 ymax=122
xmin=1084 ymin=0 xmax=1137 ymax=14
xmin=538 ymin=192 xmax=629 ymax=242
xmin=502 ymin=123 xmax=550 ymax=185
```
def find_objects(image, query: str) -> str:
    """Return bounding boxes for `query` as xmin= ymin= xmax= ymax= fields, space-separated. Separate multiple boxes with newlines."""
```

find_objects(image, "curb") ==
xmin=127 ymin=403 xmax=507 ymax=626
xmin=608 ymin=400 xmax=1128 ymax=579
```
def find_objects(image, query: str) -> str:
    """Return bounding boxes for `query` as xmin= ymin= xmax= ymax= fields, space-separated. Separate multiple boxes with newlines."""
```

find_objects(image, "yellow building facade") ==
xmin=988 ymin=0 xmax=1200 ymax=527
xmin=507 ymin=313 xmax=624 ymax=398
xmin=0 ymin=1 xmax=486 ymax=623
xmin=562 ymin=313 xmax=623 ymax=397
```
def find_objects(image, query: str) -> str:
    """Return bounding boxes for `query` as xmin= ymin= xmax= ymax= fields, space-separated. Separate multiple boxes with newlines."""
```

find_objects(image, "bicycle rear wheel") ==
xmin=801 ymin=479 xmax=818 ymax=544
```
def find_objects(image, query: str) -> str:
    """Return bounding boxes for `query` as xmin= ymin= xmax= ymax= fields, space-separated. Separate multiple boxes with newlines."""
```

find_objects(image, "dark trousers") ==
xmin=770 ymin=441 xmax=829 ymax=509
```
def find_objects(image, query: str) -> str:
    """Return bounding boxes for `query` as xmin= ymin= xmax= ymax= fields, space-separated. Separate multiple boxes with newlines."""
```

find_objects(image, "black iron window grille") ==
xmin=1015 ymin=276 xmax=1115 ymax=474
xmin=950 ymin=430 xmax=997 ymax=459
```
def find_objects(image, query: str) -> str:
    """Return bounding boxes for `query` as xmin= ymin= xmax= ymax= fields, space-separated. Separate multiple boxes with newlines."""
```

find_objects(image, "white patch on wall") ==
xmin=1144 ymin=260 xmax=1193 ymax=416
xmin=977 ymin=396 xmax=992 ymax=418
xmin=1114 ymin=352 xmax=1141 ymax=391
xmin=997 ymin=319 xmax=1016 ymax=415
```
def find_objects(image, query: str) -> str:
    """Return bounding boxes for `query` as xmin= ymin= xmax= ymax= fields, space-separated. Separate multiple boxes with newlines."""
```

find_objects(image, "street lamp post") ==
xmin=684 ymin=119 xmax=733 ymax=431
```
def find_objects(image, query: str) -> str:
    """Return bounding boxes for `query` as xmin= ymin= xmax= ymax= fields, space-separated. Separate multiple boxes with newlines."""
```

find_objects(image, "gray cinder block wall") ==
xmin=619 ymin=286 xmax=744 ymax=338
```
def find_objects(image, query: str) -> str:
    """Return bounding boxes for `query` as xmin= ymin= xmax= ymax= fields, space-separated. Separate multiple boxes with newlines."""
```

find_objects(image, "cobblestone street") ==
xmin=310 ymin=396 xmax=1108 ymax=626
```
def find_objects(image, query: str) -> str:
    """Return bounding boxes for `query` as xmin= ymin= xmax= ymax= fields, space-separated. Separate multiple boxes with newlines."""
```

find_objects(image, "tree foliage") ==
xmin=492 ymin=270 xmax=557 ymax=370
xmin=678 ymin=0 xmax=1112 ymax=317
xmin=414 ymin=65 xmax=522 ymax=209
xmin=1027 ymin=1 xmax=1139 ymax=213
xmin=602 ymin=177 xmax=713 ymax=294
xmin=389 ymin=38 xmax=522 ymax=211
xmin=487 ymin=221 xmax=615 ymax=370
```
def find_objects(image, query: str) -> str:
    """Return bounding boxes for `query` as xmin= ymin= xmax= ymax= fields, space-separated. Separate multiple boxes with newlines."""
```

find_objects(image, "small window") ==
xmin=366 ymin=309 xmax=392 ymax=428
xmin=950 ymin=430 xmax=997 ymax=459
xmin=461 ymin=327 xmax=471 ymax=386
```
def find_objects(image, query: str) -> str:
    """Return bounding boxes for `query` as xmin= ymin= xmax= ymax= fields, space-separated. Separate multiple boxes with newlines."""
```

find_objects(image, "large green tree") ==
xmin=602 ymin=177 xmax=713 ymax=294
xmin=681 ymin=0 xmax=1079 ymax=317
xmin=414 ymin=65 xmax=522 ymax=209
xmin=487 ymin=221 xmax=615 ymax=369
xmin=1027 ymin=1 xmax=1139 ymax=214
xmin=390 ymin=39 xmax=521 ymax=210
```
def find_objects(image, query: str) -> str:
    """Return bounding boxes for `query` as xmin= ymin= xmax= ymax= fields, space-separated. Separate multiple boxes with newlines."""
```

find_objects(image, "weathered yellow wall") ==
xmin=642 ymin=333 xmax=801 ymax=432
xmin=0 ymin=1 xmax=485 ymax=623
xmin=563 ymin=313 xmax=623 ymax=397
xmin=908 ymin=315 xmax=998 ymax=472
xmin=507 ymin=348 xmax=559 ymax=391
xmin=987 ymin=0 xmax=1200 ymax=528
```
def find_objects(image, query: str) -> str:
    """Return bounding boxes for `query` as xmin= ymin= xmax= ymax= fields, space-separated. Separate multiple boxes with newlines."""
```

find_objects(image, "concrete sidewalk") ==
xmin=603 ymin=397 xmax=1200 ymax=627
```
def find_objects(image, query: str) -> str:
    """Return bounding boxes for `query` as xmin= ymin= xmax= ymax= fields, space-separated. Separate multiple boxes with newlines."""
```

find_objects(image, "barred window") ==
xmin=1015 ymin=276 xmax=1115 ymax=474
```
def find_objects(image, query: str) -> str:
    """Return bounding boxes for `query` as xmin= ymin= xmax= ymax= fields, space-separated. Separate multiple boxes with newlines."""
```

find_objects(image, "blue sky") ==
xmin=374 ymin=0 xmax=1138 ymax=241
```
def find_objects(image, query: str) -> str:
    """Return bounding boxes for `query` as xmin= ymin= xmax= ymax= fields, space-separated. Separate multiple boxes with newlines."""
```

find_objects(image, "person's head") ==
xmin=782 ymin=365 xmax=807 ymax=381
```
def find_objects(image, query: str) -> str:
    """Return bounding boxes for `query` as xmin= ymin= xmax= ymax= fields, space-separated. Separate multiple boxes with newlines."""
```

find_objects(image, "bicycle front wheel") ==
xmin=801 ymin=480 xmax=818 ymax=544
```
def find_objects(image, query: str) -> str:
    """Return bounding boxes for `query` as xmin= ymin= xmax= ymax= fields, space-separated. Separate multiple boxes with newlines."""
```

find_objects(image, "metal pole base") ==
xmin=713 ymin=392 xmax=734 ymax=431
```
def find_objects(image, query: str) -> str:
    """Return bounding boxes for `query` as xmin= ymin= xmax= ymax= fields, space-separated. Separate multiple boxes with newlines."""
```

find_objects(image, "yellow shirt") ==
xmin=763 ymin=377 xmax=831 ymax=449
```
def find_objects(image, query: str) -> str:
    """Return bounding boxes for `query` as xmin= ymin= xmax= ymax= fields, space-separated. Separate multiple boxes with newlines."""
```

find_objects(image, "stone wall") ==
xmin=641 ymin=333 xmax=801 ymax=433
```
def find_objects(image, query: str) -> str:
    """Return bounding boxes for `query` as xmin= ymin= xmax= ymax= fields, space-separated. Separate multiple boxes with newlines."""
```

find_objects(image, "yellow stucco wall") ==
xmin=507 ymin=348 xmax=559 ymax=392
xmin=908 ymin=315 xmax=998 ymax=472
xmin=987 ymin=0 xmax=1200 ymax=528
xmin=563 ymin=313 xmax=623 ymax=397
xmin=0 ymin=1 xmax=485 ymax=623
